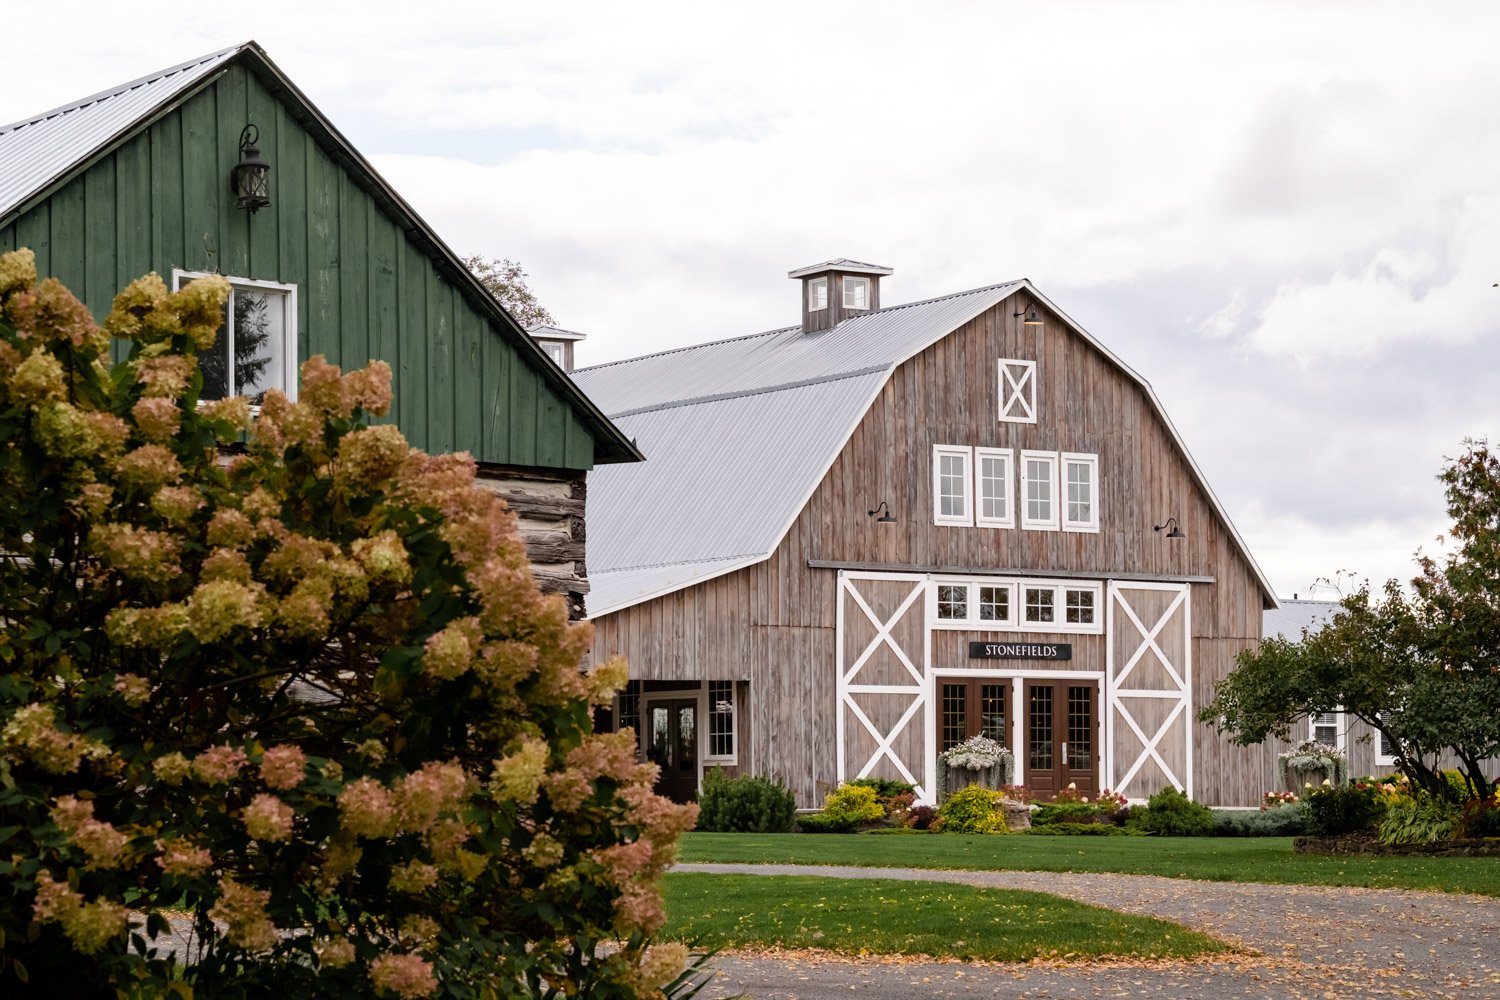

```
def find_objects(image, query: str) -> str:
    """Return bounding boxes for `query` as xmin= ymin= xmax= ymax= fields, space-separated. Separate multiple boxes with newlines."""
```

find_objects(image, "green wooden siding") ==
xmin=0 ymin=63 xmax=597 ymax=471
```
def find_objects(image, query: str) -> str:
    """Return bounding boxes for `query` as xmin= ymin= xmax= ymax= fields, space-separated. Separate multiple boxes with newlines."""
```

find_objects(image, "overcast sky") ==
xmin=6 ymin=2 xmax=1497 ymax=599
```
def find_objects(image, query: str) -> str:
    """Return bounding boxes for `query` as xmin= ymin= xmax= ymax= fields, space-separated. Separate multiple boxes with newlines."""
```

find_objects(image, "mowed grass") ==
xmin=677 ymin=832 xmax=1500 ymax=897
xmin=660 ymin=873 xmax=1231 ymax=962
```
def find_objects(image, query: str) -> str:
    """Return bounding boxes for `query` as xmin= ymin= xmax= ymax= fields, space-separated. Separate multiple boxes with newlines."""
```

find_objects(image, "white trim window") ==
xmin=997 ymin=359 xmax=1037 ymax=423
xmin=705 ymin=680 xmax=737 ymax=763
xmin=1062 ymin=453 xmax=1100 ymax=533
xmin=808 ymin=276 xmax=829 ymax=311
xmin=1021 ymin=451 xmax=1059 ymax=530
xmin=1308 ymin=710 xmax=1342 ymax=750
xmin=173 ymin=270 xmax=298 ymax=402
xmin=975 ymin=447 xmax=1014 ymax=528
xmin=930 ymin=578 xmax=1102 ymax=634
xmin=1375 ymin=713 xmax=1398 ymax=765
xmin=843 ymin=275 xmax=871 ymax=310
xmin=933 ymin=445 xmax=973 ymax=526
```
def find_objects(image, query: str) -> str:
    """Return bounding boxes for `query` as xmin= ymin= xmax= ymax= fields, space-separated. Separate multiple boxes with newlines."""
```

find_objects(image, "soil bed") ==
xmin=1294 ymin=833 xmax=1500 ymax=856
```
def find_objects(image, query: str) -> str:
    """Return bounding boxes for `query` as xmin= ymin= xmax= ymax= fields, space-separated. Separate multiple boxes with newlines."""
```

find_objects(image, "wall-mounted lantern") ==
xmin=1014 ymin=303 xmax=1043 ymax=327
xmin=231 ymin=124 xmax=271 ymax=213
xmin=1153 ymin=517 xmax=1186 ymax=539
xmin=867 ymin=500 xmax=897 ymax=524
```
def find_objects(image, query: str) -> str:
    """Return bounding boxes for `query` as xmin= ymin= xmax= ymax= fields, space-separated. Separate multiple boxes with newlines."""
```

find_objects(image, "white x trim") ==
xmin=998 ymin=359 xmax=1037 ymax=423
xmin=837 ymin=574 xmax=929 ymax=799
xmin=1107 ymin=582 xmax=1193 ymax=800
xmin=1113 ymin=697 xmax=1187 ymax=793
xmin=1112 ymin=588 xmax=1188 ymax=691
xmin=843 ymin=580 xmax=926 ymax=687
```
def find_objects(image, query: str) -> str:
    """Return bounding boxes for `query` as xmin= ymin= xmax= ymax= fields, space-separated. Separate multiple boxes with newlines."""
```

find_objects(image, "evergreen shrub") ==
xmin=1124 ymin=788 xmax=1216 ymax=837
xmin=695 ymin=768 xmax=797 ymax=833
xmin=1305 ymin=784 xmax=1388 ymax=836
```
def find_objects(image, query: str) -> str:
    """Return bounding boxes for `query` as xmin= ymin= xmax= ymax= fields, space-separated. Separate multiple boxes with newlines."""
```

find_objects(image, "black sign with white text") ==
xmin=968 ymin=641 xmax=1073 ymax=661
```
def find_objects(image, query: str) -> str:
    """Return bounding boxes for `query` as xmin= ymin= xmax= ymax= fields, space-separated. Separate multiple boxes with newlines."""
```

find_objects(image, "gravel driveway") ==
xmin=675 ymin=863 xmax=1500 ymax=999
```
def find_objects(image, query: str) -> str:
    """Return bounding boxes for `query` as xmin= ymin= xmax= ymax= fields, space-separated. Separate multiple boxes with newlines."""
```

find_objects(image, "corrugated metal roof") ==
xmin=576 ymin=276 xmax=1279 ymax=619
xmin=0 ymin=46 xmax=240 ymax=221
xmin=787 ymin=258 xmax=894 ymax=278
xmin=1263 ymin=599 xmax=1342 ymax=640
xmin=527 ymin=324 xmax=587 ymax=341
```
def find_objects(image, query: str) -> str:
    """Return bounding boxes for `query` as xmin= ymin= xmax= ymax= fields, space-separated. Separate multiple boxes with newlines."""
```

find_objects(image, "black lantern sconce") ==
xmin=867 ymin=501 xmax=897 ymax=524
xmin=1013 ymin=303 xmax=1043 ymax=327
xmin=231 ymin=124 xmax=271 ymax=213
xmin=1153 ymin=517 xmax=1186 ymax=539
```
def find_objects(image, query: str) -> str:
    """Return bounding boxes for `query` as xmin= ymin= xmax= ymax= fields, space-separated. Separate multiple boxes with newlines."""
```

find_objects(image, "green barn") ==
xmin=0 ymin=41 xmax=640 ymax=615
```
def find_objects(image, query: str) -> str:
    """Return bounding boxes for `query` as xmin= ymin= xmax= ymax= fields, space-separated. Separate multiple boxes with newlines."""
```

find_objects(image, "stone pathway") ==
xmin=675 ymin=863 xmax=1500 ymax=998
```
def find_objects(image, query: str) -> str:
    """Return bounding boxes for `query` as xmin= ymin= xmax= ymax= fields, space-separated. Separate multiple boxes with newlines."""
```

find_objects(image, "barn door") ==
xmin=1106 ymin=582 xmax=1192 ymax=800
xmin=837 ymin=574 xmax=928 ymax=799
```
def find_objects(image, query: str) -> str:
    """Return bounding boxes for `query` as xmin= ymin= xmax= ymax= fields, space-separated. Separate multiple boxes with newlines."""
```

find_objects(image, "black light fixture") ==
xmin=1013 ymin=303 xmax=1043 ymax=327
xmin=867 ymin=501 xmax=897 ymax=523
xmin=231 ymin=124 xmax=271 ymax=213
xmin=1153 ymin=517 xmax=1186 ymax=539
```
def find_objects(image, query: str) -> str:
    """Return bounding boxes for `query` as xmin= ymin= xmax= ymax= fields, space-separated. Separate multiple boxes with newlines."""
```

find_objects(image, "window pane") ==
xmin=708 ymin=681 xmax=734 ymax=757
xmin=980 ymin=684 xmax=1006 ymax=742
xmin=941 ymin=683 xmax=967 ymax=752
xmin=937 ymin=584 xmax=968 ymax=620
xmin=844 ymin=277 xmax=868 ymax=309
xmin=1067 ymin=686 xmax=1093 ymax=768
xmin=1024 ymin=587 xmax=1055 ymax=623
xmin=939 ymin=453 xmax=968 ymax=518
xmin=677 ymin=707 xmax=696 ymax=773
xmin=1066 ymin=461 xmax=1093 ymax=524
xmin=648 ymin=707 xmax=672 ymax=768
xmin=809 ymin=278 xmax=828 ymax=310
xmin=978 ymin=585 xmax=1009 ymax=622
xmin=1029 ymin=686 xmax=1053 ymax=771
xmin=1025 ymin=458 xmax=1053 ymax=521
xmin=232 ymin=288 xmax=286 ymax=403
xmin=1065 ymin=589 xmax=1095 ymax=624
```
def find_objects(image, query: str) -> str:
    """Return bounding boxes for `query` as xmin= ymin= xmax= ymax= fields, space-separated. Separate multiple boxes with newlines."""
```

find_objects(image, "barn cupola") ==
xmin=788 ymin=258 xmax=893 ymax=334
xmin=527 ymin=324 xmax=586 ymax=373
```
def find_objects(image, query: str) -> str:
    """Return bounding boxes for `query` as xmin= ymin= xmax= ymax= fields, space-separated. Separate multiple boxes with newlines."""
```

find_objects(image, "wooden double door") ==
xmin=644 ymin=698 xmax=699 ymax=803
xmin=939 ymin=678 xmax=1098 ymax=800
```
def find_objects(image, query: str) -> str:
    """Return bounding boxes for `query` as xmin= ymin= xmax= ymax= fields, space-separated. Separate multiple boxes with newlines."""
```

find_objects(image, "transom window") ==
xmin=173 ymin=271 xmax=297 ymax=403
xmin=997 ymin=359 xmax=1037 ymax=423
xmin=843 ymin=276 xmax=871 ymax=309
xmin=931 ymin=579 xmax=1103 ymax=634
xmin=1021 ymin=451 xmax=1059 ymax=530
xmin=808 ymin=276 xmax=829 ymax=311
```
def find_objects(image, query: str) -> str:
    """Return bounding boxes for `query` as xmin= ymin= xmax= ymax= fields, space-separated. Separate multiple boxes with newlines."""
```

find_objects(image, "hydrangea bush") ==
xmin=0 ymin=250 xmax=698 ymax=997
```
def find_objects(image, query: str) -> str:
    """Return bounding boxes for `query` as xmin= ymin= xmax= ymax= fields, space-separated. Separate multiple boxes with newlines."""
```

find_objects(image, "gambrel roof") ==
xmin=0 ymin=42 xmax=640 ymax=467
xmin=573 ymin=280 xmax=1278 ymax=617
xmin=1263 ymin=599 xmax=1342 ymax=640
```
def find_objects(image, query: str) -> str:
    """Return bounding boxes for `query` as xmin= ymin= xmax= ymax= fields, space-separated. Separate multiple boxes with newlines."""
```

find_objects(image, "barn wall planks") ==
xmin=591 ymin=291 xmax=1273 ymax=807
xmin=0 ymin=62 xmax=599 ymax=472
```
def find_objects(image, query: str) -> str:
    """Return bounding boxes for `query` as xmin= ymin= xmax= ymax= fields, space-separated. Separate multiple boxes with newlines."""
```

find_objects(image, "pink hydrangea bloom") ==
xmin=192 ymin=745 xmax=248 ymax=784
xmin=369 ymin=952 xmax=438 ymax=998
xmin=259 ymin=745 xmax=308 ymax=791
xmin=242 ymin=793 xmax=295 ymax=842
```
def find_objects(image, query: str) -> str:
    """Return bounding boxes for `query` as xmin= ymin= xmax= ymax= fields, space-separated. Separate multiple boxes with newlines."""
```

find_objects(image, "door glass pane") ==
xmin=1028 ymin=685 xmax=1053 ymax=771
xmin=979 ymin=684 xmax=1006 ymax=742
xmin=676 ymin=706 xmax=696 ymax=772
xmin=648 ymin=706 xmax=671 ymax=768
xmin=941 ymin=683 xmax=967 ymax=751
xmin=1068 ymin=686 xmax=1093 ymax=769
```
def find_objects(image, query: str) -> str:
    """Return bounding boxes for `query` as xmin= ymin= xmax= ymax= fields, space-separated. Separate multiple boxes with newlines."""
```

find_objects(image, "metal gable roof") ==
xmin=1263 ymin=599 xmax=1342 ymax=640
xmin=576 ymin=278 xmax=1278 ymax=619
xmin=0 ymin=46 xmax=241 ymax=222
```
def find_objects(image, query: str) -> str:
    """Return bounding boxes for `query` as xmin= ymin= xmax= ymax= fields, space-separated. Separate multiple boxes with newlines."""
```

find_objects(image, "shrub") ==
xmin=798 ymin=782 xmax=886 ymax=833
xmin=696 ymin=768 xmax=797 ymax=833
xmin=0 ymin=255 xmax=699 ymax=997
xmin=1440 ymin=769 xmax=1479 ymax=802
xmin=905 ymin=804 xmax=938 ymax=830
xmin=1028 ymin=823 xmax=1138 ymax=836
xmin=1214 ymin=805 xmax=1310 ymax=837
xmin=797 ymin=811 xmax=863 ymax=834
xmin=1459 ymin=795 xmax=1500 ymax=839
xmin=846 ymin=777 xmax=915 ymax=800
xmin=1378 ymin=794 xmax=1461 ymax=846
xmin=1305 ymin=783 xmax=1388 ymax=836
xmin=933 ymin=785 xmax=1007 ymax=834
xmin=1124 ymin=788 xmax=1216 ymax=837
xmin=1032 ymin=802 xmax=1124 ymax=827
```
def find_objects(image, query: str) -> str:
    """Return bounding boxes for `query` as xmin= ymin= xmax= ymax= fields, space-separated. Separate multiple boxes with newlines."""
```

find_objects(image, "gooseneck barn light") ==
xmin=231 ymin=124 xmax=271 ymax=213
xmin=1013 ymin=303 xmax=1043 ymax=327
xmin=867 ymin=501 xmax=897 ymax=523
xmin=1153 ymin=517 xmax=1186 ymax=539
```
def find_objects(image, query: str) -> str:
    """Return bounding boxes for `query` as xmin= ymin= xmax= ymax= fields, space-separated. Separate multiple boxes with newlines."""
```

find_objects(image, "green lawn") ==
xmin=660 ymin=873 xmax=1231 ymax=962
xmin=678 ymin=832 xmax=1500 ymax=897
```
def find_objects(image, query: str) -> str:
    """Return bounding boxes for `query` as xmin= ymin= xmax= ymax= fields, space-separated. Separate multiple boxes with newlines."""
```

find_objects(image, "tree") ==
xmin=0 ymin=249 xmax=698 ymax=997
xmin=461 ymin=255 xmax=556 ymax=331
xmin=1200 ymin=442 xmax=1500 ymax=801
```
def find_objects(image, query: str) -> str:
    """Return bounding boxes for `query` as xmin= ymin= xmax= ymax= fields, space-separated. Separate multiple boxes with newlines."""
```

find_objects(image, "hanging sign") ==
xmin=968 ymin=641 xmax=1072 ymax=661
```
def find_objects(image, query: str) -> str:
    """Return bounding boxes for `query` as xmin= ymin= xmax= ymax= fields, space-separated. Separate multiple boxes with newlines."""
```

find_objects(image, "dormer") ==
xmin=788 ymin=258 xmax=893 ymax=334
xmin=527 ymin=324 xmax=586 ymax=373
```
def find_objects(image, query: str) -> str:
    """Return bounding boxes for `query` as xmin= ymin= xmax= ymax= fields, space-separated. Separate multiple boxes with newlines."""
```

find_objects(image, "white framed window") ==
xmin=1021 ymin=451 xmax=1058 ymax=530
xmin=930 ymin=578 xmax=1102 ymax=634
xmin=933 ymin=445 xmax=972 ymax=526
xmin=808 ymin=276 xmax=829 ymax=311
xmin=542 ymin=342 xmax=564 ymax=365
xmin=997 ymin=359 xmax=1037 ymax=423
xmin=843 ymin=276 xmax=871 ymax=310
xmin=1062 ymin=453 xmax=1099 ymax=533
xmin=705 ymin=680 xmax=737 ymax=762
xmin=974 ymin=447 xmax=1014 ymax=528
xmin=1374 ymin=713 xmax=1398 ymax=765
xmin=173 ymin=271 xmax=298 ymax=403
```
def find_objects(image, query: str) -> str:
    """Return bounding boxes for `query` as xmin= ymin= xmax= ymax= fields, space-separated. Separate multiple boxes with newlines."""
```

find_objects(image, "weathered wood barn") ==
xmin=0 ymin=43 xmax=641 ymax=612
xmin=574 ymin=259 xmax=1280 ymax=807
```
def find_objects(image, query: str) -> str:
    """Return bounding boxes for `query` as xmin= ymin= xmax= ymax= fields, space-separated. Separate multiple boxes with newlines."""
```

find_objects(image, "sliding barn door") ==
xmin=836 ymin=574 xmax=928 ymax=799
xmin=1106 ymin=582 xmax=1192 ymax=800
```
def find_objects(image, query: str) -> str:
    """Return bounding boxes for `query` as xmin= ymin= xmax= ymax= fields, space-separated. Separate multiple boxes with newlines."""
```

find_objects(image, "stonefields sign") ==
xmin=968 ymin=641 xmax=1073 ymax=661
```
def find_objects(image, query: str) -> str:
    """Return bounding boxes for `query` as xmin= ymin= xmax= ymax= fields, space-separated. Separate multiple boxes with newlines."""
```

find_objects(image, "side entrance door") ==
xmin=1025 ymin=682 xmax=1098 ymax=800
xmin=645 ymin=699 xmax=699 ymax=803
